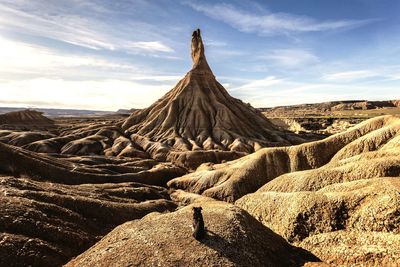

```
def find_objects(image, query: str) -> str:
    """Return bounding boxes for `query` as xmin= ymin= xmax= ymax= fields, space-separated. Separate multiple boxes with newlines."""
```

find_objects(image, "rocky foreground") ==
xmin=0 ymin=176 xmax=176 ymax=266
xmin=66 ymin=200 xmax=318 ymax=267
xmin=169 ymin=115 xmax=400 ymax=264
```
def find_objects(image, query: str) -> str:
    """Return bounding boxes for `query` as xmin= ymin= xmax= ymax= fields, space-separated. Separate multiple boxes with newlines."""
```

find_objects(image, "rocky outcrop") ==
xmin=269 ymin=117 xmax=363 ymax=135
xmin=236 ymin=178 xmax=400 ymax=241
xmin=66 ymin=201 xmax=319 ymax=267
xmin=299 ymin=230 xmax=400 ymax=265
xmin=0 ymin=176 xmax=176 ymax=266
xmin=0 ymin=130 xmax=55 ymax=147
xmin=0 ymin=142 xmax=185 ymax=186
xmin=236 ymin=178 xmax=400 ymax=265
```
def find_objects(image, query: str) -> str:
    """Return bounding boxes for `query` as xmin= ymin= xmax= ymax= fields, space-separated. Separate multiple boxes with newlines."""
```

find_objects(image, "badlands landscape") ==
xmin=1 ymin=30 xmax=399 ymax=266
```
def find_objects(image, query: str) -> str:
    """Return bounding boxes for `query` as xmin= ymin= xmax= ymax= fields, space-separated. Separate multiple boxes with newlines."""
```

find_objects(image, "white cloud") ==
xmin=129 ymin=41 xmax=174 ymax=53
xmin=185 ymin=1 xmax=375 ymax=35
xmin=263 ymin=49 xmax=319 ymax=68
xmin=322 ymin=70 xmax=376 ymax=82
xmin=204 ymin=39 xmax=227 ymax=47
xmin=0 ymin=37 xmax=139 ymax=78
xmin=230 ymin=76 xmax=283 ymax=92
xmin=0 ymin=2 xmax=174 ymax=54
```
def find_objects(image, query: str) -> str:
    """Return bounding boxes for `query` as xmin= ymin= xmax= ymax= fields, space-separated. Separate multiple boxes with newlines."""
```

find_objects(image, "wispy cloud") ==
xmin=322 ymin=70 xmax=377 ymax=82
xmin=204 ymin=39 xmax=227 ymax=47
xmin=261 ymin=49 xmax=319 ymax=68
xmin=185 ymin=1 xmax=377 ymax=36
xmin=231 ymin=76 xmax=283 ymax=92
xmin=0 ymin=37 xmax=139 ymax=77
xmin=129 ymin=41 xmax=174 ymax=53
xmin=0 ymin=1 xmax=174 ymax=54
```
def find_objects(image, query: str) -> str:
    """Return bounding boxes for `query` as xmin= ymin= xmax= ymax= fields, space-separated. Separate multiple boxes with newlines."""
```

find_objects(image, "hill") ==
xmin=122 ymin=29 xmax=304 ymax=161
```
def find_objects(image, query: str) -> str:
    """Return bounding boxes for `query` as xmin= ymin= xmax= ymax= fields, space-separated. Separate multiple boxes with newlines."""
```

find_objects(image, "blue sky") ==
xmin=0 ymin=0 xmax=399 ymax=110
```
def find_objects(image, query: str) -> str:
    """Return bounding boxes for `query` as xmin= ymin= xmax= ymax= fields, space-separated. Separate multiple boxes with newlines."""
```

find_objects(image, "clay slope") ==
xmin=66 ymin=201 xmax=319 ymax=267
xmin=168 ymin=115 xmax=400 ymax=201
xmin=166 ymin=115 xmax=400 ymax=264
xmin=122 ymin=29 xmax=296 ymax=160
xmin=0 ymin=142 xmax=185 ymax=185
xmin=0 ymin=176 xmax=176 ymax=266
xmin=236 ymin=178 xmax=400 ymax=265
xmin=237 ymin=178 xmax=400 ymax=241
xmin=0 ymin=113 xmax=249 ymax=169
xmin=0 ymin=109 xmax=54 ymax=129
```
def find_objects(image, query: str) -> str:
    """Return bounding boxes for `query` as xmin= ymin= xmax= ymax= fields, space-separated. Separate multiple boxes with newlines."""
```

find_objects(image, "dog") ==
xmin=192 ymin=206 xmax=205 ymax=240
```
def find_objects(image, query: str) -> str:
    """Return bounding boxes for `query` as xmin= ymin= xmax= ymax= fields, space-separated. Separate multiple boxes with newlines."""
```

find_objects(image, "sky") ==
xmin=0 ymin=0 xmax=399 ymax=111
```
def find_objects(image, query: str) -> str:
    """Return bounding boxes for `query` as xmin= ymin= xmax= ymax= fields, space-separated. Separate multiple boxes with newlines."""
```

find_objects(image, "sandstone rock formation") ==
xmin=299 ymin=230 xmax=400 ymax=265
xmin=0 ymin=130 xmax=55 ymax=147
xmin=269 ymin=117 xmax=363 ymax=135
xmin=168 ymin=115 xmax=400 ymax=201
xmin=236 ymin=178 xmax=400 ymax=265
xmin=167 ymin=115 xmax=400 ymax=264
xmin=66 ymin=201 xmax=319 ymax=267
xmin=122 ymin=29 xmax=298 ymax=160
xmin=236 ymin=178 xmax=400 ymax=241
xmin=0 ymin=176 xmax=176 ymax=266
xmin=0 ymin=116 xmax=188 ymax=267
xmin=0 ymin=142 xmax=185 ymax=186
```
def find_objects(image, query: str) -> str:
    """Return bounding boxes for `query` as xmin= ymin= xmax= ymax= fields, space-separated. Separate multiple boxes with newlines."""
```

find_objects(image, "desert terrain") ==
xmin=1 ymin=30 xmax=399 ymax=267
xmin=263 ymin=100 xmax=400 ymax=136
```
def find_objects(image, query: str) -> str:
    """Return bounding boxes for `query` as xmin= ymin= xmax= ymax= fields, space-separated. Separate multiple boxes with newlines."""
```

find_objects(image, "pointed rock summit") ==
xmin=190 ymin=29 xmax=212 ymax=74
xmin=122 ymin=29 xmax=293 ymax=158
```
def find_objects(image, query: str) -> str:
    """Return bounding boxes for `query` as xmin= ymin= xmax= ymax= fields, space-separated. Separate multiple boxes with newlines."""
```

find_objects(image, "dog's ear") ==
xmin=199 ymin=207 xmax=202 ymax=210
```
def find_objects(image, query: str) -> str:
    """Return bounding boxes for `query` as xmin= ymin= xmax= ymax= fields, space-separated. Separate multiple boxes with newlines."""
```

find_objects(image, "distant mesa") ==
xmin=261 ymin=99 xmax=400 ymax=118
xmin=122 ymin=29 xmax=297 ymax=160
xmin=0 ymin=109 xmax=54 ymax=128
xmin=116 ymin=108 xmax=139 ymax=115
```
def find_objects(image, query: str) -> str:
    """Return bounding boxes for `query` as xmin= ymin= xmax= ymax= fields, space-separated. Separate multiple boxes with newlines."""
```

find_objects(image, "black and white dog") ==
xmin=192 ymin=207 xmax=205 ymax=240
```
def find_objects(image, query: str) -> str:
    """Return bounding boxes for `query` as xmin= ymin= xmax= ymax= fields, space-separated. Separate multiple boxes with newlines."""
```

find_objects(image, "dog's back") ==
xmin=192 ymin=207 xmax=205 ymax=240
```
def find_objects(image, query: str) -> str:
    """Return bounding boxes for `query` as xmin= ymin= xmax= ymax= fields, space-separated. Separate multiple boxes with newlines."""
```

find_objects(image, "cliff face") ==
xmin=122 ymin=29 xmax=292 ymax=158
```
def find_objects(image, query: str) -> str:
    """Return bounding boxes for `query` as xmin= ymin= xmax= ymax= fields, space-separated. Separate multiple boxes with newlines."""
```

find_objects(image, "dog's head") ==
xmin=192 ymin=206 xmax=202 ymax=214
